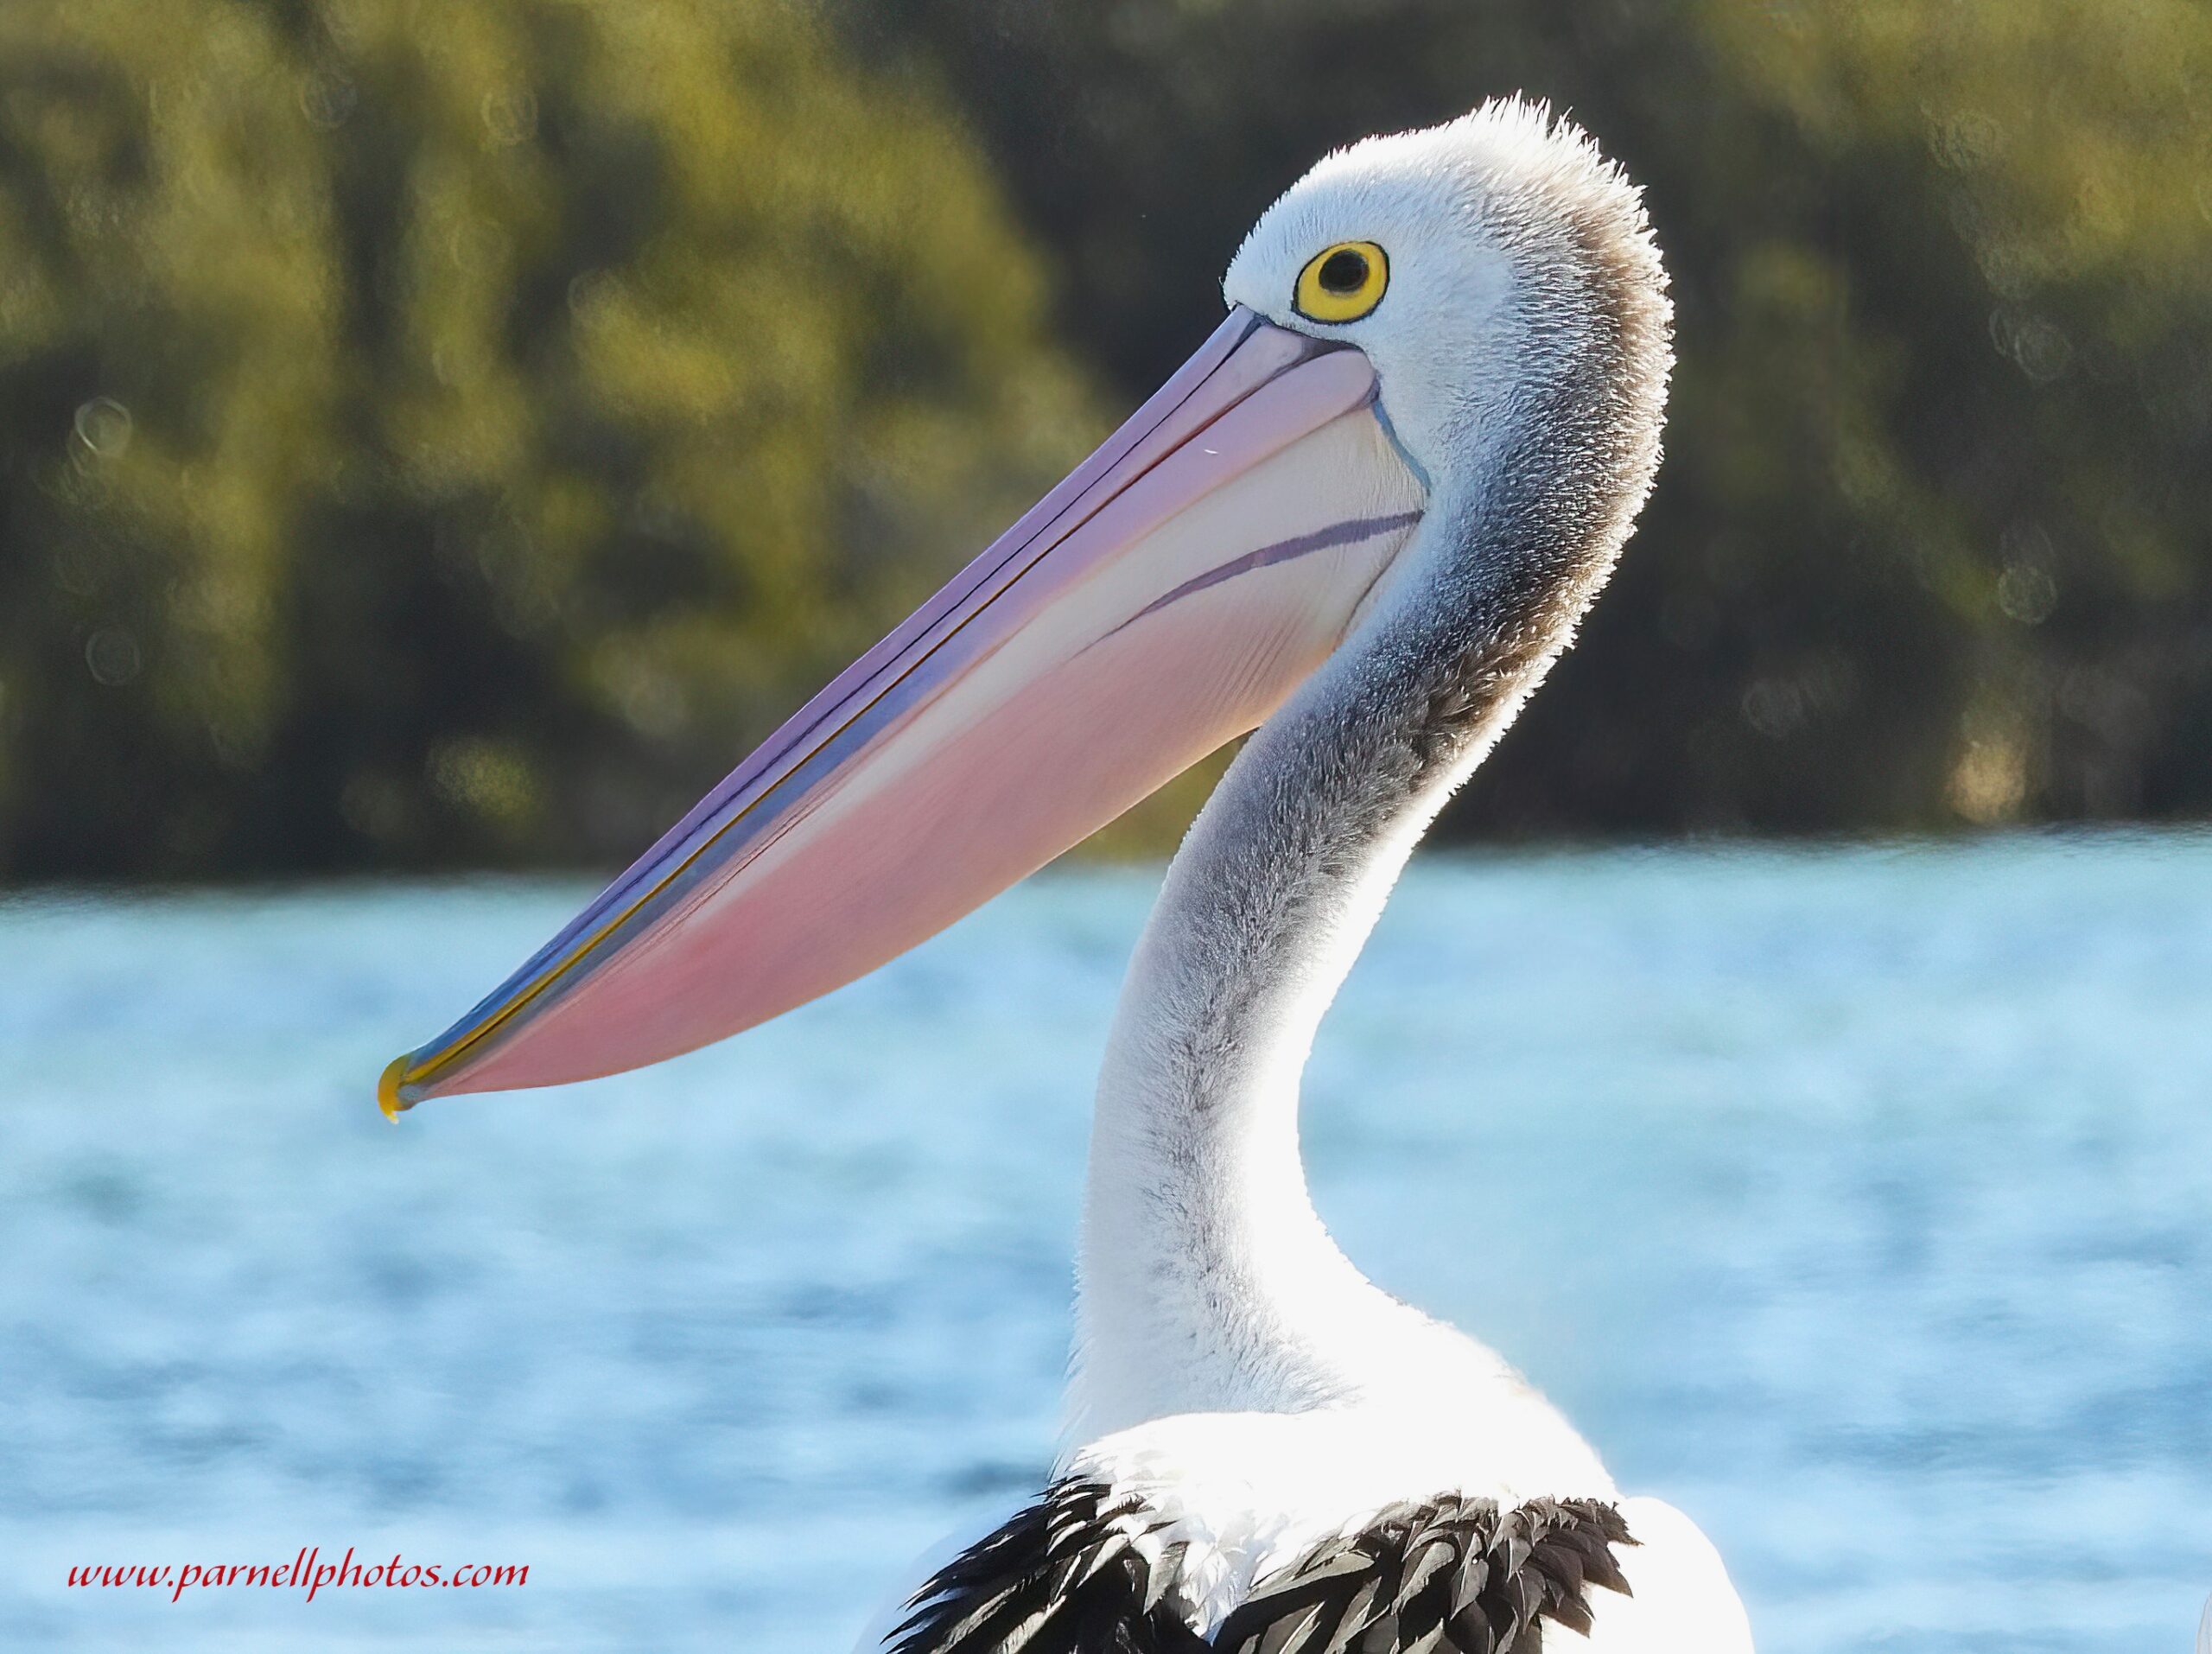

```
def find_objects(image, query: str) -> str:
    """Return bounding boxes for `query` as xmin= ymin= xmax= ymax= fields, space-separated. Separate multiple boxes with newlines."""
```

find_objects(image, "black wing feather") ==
xmin=887 ymin=1484 xmax=1634 ymax=1654
xmin=889 ymin=1480 xmax=1211 ymax=1654
xmin=1213 ymin=1497 xmax=1636 ymax=1654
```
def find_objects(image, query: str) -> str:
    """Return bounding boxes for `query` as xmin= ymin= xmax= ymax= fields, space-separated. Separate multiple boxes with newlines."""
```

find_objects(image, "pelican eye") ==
xmin=1294 ymin=240 xmax=1388 ymax=323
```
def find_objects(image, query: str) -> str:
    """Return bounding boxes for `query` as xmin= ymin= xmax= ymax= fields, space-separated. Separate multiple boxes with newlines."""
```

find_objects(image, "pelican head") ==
xmin=379 ymin=98 xmax=1670 ymax=1112
xmin=1224 ymin=103 xmax=1669 ymax=506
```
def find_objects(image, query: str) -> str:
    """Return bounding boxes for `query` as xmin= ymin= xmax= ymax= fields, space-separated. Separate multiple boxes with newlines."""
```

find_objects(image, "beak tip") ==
xmin=378 ymin=1054 xmax=420 ymax=1121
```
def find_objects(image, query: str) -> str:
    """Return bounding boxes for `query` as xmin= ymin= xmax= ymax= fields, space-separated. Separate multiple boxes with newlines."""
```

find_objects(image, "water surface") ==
xmin=3 ymin=834 xmax=2209 ymax=1651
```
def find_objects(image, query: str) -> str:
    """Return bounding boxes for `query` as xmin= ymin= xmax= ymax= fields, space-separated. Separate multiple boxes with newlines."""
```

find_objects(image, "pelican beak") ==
xmin=379 ymin=307 xmax=1426 ymax=1111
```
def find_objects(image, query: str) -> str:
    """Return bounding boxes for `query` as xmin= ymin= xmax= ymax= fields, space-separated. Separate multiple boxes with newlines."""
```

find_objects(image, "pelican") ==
xmin=381 ymin=99 xmax=1753 ymax=1651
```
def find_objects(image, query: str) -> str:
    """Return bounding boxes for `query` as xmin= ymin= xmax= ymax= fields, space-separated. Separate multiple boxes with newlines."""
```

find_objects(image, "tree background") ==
xmin=3 ymin=0 xmax=2207 ymax=880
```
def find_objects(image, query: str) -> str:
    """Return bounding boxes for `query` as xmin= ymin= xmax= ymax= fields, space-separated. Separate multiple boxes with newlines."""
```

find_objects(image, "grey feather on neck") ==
xmin=1072 ymin=117 xmax=1673 ymax=1441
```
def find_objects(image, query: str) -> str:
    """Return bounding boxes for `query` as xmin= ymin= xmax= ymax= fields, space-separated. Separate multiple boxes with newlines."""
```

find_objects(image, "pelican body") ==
xmin=383 ymin=101 xmax=1755 ymax=1651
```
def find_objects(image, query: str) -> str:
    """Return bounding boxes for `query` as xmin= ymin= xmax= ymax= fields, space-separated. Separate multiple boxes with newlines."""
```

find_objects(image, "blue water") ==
xmin=3 ymin=834 xmax=2209 ymax=1652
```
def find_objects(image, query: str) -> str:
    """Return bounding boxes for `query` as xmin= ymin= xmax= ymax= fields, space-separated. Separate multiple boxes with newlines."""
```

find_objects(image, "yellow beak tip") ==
xmin=378 ymin=1055 xmax=418 ymax=1121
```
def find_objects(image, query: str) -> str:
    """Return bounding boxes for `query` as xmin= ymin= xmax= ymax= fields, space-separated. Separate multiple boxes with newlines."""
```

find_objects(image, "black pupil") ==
xmin=1318 ymin=249 xmax=1369 ymax=294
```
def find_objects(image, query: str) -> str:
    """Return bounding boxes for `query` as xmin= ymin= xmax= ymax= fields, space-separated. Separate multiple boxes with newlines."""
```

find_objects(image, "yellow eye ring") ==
xmin=1294 ymin=240 xmax=1389 ymax=324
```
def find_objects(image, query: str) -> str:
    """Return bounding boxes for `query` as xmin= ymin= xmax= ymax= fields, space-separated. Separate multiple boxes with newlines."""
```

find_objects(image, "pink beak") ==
xmin=380 ymin=308 xmax=1425 ymax=1113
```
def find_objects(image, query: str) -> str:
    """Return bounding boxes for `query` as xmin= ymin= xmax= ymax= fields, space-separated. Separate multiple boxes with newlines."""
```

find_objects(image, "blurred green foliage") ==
xmin=0 ymin=0 xmax=1095 ymax=876
xmin=849 ymin=0 xmax=2212 ymax=835
xmin=2 ymin=0 xmax=2209 ymax=879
